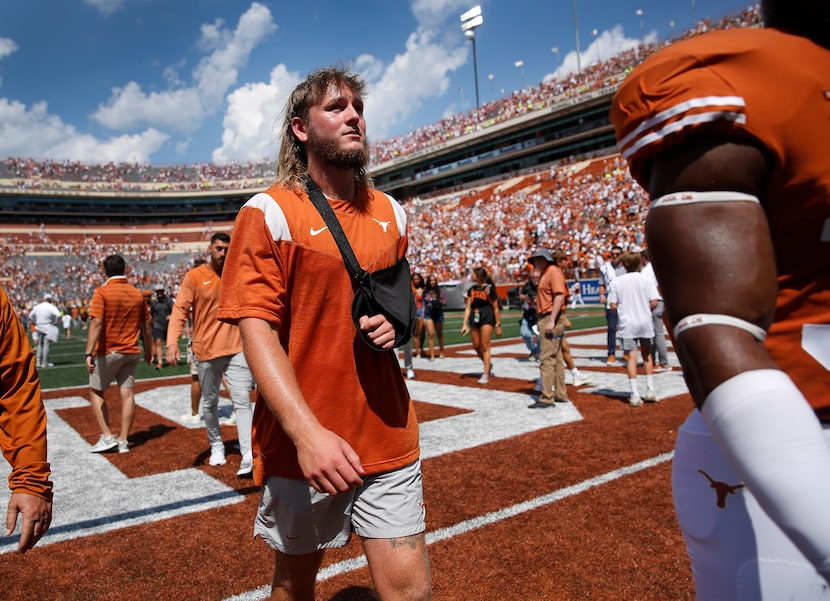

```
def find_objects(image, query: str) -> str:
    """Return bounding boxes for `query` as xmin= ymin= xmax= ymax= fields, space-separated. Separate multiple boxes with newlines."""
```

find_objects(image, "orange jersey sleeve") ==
xmin=611 ymin=28 xmax=830 ymax=417
xmin=0 ymin=287 xmax=52 ymax=501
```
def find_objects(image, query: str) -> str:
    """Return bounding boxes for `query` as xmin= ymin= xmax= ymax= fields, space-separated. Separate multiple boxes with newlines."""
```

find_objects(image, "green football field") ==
xmin=35 ymin=307 xmax=606 ymax=390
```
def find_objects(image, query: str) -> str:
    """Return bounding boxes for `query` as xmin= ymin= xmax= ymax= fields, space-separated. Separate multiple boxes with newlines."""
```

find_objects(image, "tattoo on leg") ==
xmin=389 ymin=535 xmax=419 ymax=550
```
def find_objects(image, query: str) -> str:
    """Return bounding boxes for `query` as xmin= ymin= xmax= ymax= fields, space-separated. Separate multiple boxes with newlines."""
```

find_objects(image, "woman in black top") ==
xmin=461 ymin=267 xmax=502 ymax=384
xmin=422 ymin=274 xmax=446 ymax=361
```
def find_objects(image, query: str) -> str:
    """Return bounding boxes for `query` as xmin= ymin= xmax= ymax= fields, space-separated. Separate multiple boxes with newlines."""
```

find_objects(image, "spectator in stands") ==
xmin=27 ymin=293 xmax=61 ymax=368
xmin=462 ymin=266 xmax=502 ymax=384
xmin=217 ymin=65 xmax=431 ymax=600
xmin=607 ymin=251 xmax=659 ymax=406
xmin=149 ymin=285 xmax=174 ymax=370
xmin=611 ymin=0 xmax=830 ymax=592
xmin=84 ymin=254 xmax=153 ymax=453
xmin=167 ymin=233 xmax=254 ymax=476
xmin=0 ymin=284 xmax=53 ymax=554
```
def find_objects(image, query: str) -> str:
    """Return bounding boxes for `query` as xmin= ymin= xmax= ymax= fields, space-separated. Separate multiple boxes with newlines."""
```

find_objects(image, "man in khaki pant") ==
xmin=528 ymin=248 xmax=569 ymax=408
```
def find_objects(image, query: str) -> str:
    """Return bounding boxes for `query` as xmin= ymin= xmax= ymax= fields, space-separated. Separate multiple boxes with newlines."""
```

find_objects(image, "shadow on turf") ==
xmin=329 ymin=586 xmax=380 ymax=601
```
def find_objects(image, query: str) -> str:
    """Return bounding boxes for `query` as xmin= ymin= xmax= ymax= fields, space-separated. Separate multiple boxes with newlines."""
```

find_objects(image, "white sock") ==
xmin=629 ymin=378 xmax=639 ymax=395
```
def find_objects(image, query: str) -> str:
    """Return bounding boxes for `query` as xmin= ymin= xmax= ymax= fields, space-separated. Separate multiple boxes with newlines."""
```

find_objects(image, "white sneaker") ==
xmin=237 ymin=454 xmax=253 ymax=477
xmin=629 ymin=395 xmax=643 ymax=407
xmin=180 ymin=413 xmax=202 ymax=425
xmin=406 ymin=368 xmax=416 ymax=379
xmin=208 ymin=446 xmax=226 ymax=466
xmin=90 ymin=434 xmax=118 ymax=453
xmin=221 ymin=411 xmax=237 ymax=426
xmin=117 ymin=439 xmax=130 ymax=453
xmin=477 ymin=375 xmax=489 ymax=385
xmin=643 ymin=389 xmax=659 ymax=403
xmin=572 ymin=374 xmax=593 ymax=387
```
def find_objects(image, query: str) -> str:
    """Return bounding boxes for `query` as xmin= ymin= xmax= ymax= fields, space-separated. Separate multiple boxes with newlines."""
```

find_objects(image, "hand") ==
xmin=144 ymin=349 xmax=153 ymax=365
xmin=6 ymin=492 xmax=52 ymax=554
xmin=296 ymin=427 xmax=365 ymax=495
xmin=85 ymin=355 xmax=95 ymax=373
xmin=167 ymin=346 xmax=180 ymax=367
xmin=357 ymin=314 xmax=396 ymax=350
xmin=495 ymin=324 xmax=503 ymax=337
xmin=460 ymin=325 xmax=469 ymax=336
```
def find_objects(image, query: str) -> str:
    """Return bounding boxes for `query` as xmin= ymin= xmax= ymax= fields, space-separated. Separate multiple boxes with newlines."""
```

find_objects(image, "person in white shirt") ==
xmin=608 ymin=252 xmax=660 ymax=406
xmin=28 ymin=293 xmax=61 ymax=368
xmin=640 ymin=249 xmax=671 ymax=371
xmin=598 ymin=245 xmax=626 ymax=365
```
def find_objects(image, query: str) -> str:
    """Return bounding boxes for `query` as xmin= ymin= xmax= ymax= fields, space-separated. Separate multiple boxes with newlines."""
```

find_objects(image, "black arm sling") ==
xmin=304 ymin=176 xmax=416 ymax=350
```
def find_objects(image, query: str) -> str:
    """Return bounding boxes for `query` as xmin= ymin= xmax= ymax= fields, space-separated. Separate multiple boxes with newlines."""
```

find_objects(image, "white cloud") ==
xmin=411 ymin=0 xmax=476 ymax=29
xmin=82 ymin=0 xmax=125 ymax=17
xmin=91 ymin=2 xmax=276 ymax=133
xmin=0 ymin=98 xmax=168 ymax=163
xmin=0 ymin=37 xmax=18 ymax=60
xmin=546 ymin=24 xmax=642 ymax=81
xmin=364 ymin=28 xmax=467 ymax=139
xmin=211 ymin=1 xmax=470 ymax=162
xmin=211 ymin=64 xmax=301 ymax=165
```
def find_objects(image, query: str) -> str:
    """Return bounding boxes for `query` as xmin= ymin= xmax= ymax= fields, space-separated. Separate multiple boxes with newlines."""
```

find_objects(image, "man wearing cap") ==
xmin=28 ymin=293 xmax=61 ymax=368
xmin=528 ymin=248 xmax=570 ymax=408
xmin=150 ymin=284 xmax=174 ymax=370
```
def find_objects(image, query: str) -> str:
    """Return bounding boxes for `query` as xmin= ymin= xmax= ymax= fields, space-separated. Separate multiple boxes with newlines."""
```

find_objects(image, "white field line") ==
xmin=223 ymin=451 xmax=674 ymax=601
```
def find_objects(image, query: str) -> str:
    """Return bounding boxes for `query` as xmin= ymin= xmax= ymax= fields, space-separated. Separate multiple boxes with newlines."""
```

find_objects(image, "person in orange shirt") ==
xmin=85 ymin=255 xmax=153 ymax=454
xmin=527 ymin=248 xmax=569 ymax=408
xmin=167 ymin=233 xmax=254 ymax=475
xmin=218 ymin=65 xmax=430 ymax=601
xmin=0 ymin=285 xmax=53 ymax=554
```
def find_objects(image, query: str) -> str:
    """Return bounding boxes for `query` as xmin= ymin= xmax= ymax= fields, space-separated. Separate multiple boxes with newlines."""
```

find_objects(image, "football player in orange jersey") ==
xmin=611 ymin=0 xmax=830 ymax=598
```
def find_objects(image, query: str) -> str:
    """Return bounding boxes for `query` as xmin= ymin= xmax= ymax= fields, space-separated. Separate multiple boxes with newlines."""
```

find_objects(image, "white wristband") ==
xmin=701 ymin=369 xmax=830 ymax=580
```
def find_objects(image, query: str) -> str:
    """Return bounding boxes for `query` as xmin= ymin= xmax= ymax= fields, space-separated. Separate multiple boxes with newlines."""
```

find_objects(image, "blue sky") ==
xmin=0 ymin=0 xmax=751 ymax=166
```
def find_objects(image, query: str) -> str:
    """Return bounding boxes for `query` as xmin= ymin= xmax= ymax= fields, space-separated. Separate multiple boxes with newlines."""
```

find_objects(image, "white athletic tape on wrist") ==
xmin=651 ymin=191 xmax=760 ymax=208
xmin=702 ymin=370 xmax=830 ymax=579
xmin=674 ymin=313 xmax=767 ymax=342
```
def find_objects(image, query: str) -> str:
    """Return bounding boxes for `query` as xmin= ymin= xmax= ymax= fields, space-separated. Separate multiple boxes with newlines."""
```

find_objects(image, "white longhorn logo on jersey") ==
xmin=372 ymin=218 xmax=391 ymax=233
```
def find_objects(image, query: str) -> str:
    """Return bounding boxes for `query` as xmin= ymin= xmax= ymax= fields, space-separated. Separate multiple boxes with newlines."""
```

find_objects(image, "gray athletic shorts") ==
xmin=621 ymin=337 xmax=652 ymax=352
xmin=89 ymin=352 xmax=139 ymax=390
xmin=254 ymin=458 xmax=426 ymax=555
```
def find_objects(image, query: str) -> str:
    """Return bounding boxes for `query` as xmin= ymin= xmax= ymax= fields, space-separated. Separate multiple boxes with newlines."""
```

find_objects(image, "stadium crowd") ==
xmin=0 ymin=7 xmax=761 ymax=193
xmin=0 ymin=4 xmax=762 ymax=314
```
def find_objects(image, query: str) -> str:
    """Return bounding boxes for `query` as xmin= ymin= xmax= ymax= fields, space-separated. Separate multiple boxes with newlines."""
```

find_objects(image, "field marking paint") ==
xmin=223 ymin=452 xmax=674 ymax=601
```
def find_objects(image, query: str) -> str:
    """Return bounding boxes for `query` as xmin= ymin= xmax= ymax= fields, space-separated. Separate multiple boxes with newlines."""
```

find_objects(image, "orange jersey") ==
xmin=611 ymin=28 xmax=830 ymax=417
xmin=168 ymin=263 xmax=242 ymax=362
xmin=0 ymin=286 xmax=52 ymax=501
xmin=89 ymin=277 xmax=148 ymax=355
xmin=218 ymin=185 xmax=419 ymax=480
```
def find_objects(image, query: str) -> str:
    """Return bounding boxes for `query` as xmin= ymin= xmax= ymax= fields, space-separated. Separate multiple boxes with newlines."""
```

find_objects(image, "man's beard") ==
xmin=307 ymin=126 xmax=369 ymax=170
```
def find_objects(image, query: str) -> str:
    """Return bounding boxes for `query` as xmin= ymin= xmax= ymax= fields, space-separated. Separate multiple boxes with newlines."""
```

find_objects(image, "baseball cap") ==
xmin=527 ymin=249 xmax=554 ymax=264
xmin=44 ymin=292 xmax=53 ymax=300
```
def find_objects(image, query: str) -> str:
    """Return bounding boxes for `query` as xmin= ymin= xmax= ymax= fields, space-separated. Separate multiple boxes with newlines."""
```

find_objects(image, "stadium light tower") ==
xmin=514 ymin=60 xmax=525 ymax=88
xmin=572 ymin=0 xmax=582 ymax=74
xmin=460 ymin=6 xmax=484 ymax=109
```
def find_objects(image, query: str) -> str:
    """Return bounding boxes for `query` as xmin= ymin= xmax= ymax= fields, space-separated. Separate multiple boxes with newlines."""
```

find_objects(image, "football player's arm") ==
xmin=238 ymin=317 xmax=365 ymax=495
xmin=647 ymin=134 xmax=830 ymax=582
